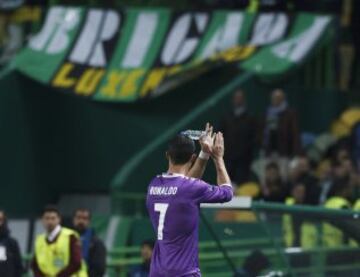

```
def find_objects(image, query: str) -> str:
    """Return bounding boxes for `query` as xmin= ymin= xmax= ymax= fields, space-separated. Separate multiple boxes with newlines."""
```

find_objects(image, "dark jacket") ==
xmin=261 ymin=179 xmax=287 ymax=203
xmin=128 ymin=262 xmax=150 ymax=277
xmin=85 ymin=232 xmax=107 ymax=277
xmin=293 ymin=173 xmax=321 ymax=205
xmin=219 ymin=111 xmax=258 ymax=161
xmin=0 ymin=226 xmax=23 ymax=277
xmin=263 ymin=108 xmax=301 ymax=157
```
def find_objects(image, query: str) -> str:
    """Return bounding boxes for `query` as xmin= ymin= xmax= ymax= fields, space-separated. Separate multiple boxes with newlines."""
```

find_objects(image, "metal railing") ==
xmin=111 ymin=193 xmax=360 ymax=276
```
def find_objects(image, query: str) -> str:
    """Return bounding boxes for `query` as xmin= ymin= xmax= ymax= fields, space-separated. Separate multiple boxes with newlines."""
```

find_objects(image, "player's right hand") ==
xmin=199 ymin=122 xmax=215 ymax=154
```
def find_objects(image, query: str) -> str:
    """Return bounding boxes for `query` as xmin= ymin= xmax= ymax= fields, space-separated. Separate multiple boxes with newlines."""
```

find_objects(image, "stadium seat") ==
xmin=236 ymin=182 xmax=260 ymax=198
xmin=340 ymin=108 xmax=360 ymax=129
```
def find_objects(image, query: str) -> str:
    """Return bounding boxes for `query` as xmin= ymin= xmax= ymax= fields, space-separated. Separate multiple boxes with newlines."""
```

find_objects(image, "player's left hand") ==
xmin=199 ymin=122 xmax=215 ymax=154
xmin=211 ymin=132 xmax=225 ymax=161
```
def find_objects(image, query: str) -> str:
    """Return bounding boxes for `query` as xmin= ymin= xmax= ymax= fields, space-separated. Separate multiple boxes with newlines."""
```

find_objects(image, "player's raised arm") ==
xmin=212 ymin=132 xmax=232 ymax=186
xmin=190 ymin=132 xmax=233 ymax=204
xmin=186 ymin=123 xmax=215 ymax=179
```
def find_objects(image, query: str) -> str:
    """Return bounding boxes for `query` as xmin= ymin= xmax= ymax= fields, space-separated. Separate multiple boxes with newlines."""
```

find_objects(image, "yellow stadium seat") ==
xmin=340 ymin=108 xmax=360 ymax=129
xmin=236 ymin=182 xmax=260 ymax=198
xmin=330 ymin=119 xmax=351 ymax=138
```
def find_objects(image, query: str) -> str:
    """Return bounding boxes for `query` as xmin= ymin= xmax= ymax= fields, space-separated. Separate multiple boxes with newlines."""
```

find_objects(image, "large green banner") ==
xmin=13 ymin=7 xmax=332 ymax=102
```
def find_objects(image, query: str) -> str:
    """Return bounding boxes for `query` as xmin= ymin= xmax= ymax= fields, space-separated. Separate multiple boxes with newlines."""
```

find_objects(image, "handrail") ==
xmin=23 ymin=245 xmax=360 ymax=275
xmin=253 ymin=201 xmax=360 ymax=220
xmin=108 ymin=238 xmax=279 ymax=256
xmin=112 ymin=193 xmax=360 ymax=219
xmin=106 ymin=245 xmax=360 ymax=267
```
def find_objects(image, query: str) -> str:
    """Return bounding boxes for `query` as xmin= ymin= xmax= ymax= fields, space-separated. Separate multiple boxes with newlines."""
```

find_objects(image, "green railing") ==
xmin=22 ymin=243 xmax=360 ymax=276
xmin=112 ymin=192 xmax=360 ymax=218
xmin=110 ymin=193 xmax=360 ymax=276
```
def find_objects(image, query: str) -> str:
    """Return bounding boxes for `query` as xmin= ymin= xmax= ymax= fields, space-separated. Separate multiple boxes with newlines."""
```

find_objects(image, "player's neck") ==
xmin=167 ymin=164 xmax=188 ymax=176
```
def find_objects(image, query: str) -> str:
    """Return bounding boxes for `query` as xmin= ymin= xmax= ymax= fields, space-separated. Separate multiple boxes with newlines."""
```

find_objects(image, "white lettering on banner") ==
xmin=70 ymin=10 xmax=102 ymax=64
xmin=161 ymin=13 xmax=209 ymax=65
xmin=89 ymin=11 xmax=119 ymax=66
xmin=29 ymin=7 xmax=81 ymax=54
xmin=250 ymin=13 xmax=288 ymax=46
xmin=272 ymin=16 xmax=331 ymax=62
xmin=122 ymin=12 xmax=159 ymax=68
xmin=199 ymin=13 xmax=243 ymax=59
xmin=70 ymin=10 xmax=120 ymax=66
xmin=29 ymin=7 xmax=63 ymax=51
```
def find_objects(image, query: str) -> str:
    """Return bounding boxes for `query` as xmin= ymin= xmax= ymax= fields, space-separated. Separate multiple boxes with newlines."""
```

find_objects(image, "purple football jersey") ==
xmin=146 ymin=173 xmax=233 ymax=277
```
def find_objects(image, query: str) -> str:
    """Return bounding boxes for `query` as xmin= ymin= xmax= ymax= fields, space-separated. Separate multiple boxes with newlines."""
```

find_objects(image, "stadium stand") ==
xmin=0 ymin=0 xmax=359 ymax=276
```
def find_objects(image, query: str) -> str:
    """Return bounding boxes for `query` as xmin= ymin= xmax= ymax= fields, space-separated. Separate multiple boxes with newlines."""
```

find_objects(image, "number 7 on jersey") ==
xmin=154 ymin=203 xmax=169 ymax=240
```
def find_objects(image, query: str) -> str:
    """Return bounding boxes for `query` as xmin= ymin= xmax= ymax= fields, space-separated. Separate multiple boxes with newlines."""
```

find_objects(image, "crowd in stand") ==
xmin=219 ymin=88 xmax=360 ymax=211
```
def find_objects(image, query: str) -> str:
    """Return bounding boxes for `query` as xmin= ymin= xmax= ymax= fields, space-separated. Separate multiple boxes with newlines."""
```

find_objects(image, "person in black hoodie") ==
xmin=0 ymin=210 xmax=23 ymax=277
xmin=73 ymin=208 xmax=106 ymax=277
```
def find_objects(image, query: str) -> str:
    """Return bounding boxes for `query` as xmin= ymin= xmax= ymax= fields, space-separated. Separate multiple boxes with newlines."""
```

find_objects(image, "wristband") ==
xmin=199 ymin=151 xmax=210 ymax=160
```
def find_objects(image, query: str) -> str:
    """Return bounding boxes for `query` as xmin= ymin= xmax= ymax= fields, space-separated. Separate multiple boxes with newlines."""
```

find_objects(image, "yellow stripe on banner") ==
xmin=247 ymin=0 xmax=259 ymax=13
xmin=10 ymin=7 xmax=42 ymax=22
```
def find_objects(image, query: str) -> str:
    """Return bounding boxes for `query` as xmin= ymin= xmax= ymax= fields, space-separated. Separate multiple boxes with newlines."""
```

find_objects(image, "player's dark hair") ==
xmin=73 ymin=208 xmax=92 ymax=219
xmin=142 ymin=239 xmax=155 ymax=249
xmin=167 ymin=135 xmax=196 ymax=165
xmin=42 ymin=205 xmax=61 ymax=217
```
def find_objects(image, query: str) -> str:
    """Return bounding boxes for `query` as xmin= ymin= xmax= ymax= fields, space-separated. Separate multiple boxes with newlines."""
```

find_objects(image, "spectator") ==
xmin=318 ymin=160 xmax=334 ymax=204
xmin=73 ymin=208 xmax=106 ymax=277
xmin=333 ymin=160 xmax=349 ymax=179
xmin=286 ymin=164 xmax=329 ymax=248
xmin=289 ymin=156 xmax=320 ymax=205
xmin=234 ymin=250 xmax=271 ymax=277
xmin=323 ymin=177 xmax=353 ymax=247
xmin=319 ymin=155 xmax=358 ymax=204
xmin=350 ymin=169 xmax=360 ymax=201
xmin=31 ymin=205 xmax=87 ymax=277
xmin=0 ymin=210 xmax=23 ymax=277
xmin=351 ymin=122 xmax=360 ymax=169
xmin=128 ymin=240 xmax=154 ymax=277
xmin=342 ymin=158 xmax=355 ymax=177
xmin=261 ymin=162 xmax=287 ymax=202
xmin=334 ymin=146 xmax=351 ymax=164
xmin=219 ymin=89 xmax=258 ymax=184
xmin=284 ymin=183 xmax=303 ymax=247
xmin=262 ymin=89 xmax=301 ymax=178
